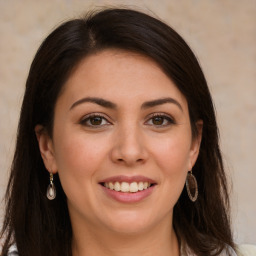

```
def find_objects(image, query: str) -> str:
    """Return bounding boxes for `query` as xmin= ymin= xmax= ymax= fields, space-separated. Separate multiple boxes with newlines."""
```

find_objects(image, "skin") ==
xmin=36 ymin=49 xmax=202 ymax=256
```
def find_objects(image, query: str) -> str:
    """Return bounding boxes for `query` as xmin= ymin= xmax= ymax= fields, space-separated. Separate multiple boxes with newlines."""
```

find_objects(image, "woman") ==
xmin=1 ymin=8 xmax=254 ymax=256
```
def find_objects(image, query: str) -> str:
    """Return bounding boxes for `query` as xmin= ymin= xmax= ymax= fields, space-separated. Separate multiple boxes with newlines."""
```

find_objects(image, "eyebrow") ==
xmin=141 ymin=98 xmax=183 ymax=111
xmin=70 ymin=97 xmax=117 ymax=110
xmin=70 ymin=97 xmax=183 ymax=111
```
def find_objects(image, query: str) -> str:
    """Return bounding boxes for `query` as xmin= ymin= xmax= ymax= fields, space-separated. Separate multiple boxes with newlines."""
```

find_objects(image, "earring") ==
xmin=186 ymin=170 xmax=198 ymax=202
xmin=46 ymin=172 xmax=56 ymax=200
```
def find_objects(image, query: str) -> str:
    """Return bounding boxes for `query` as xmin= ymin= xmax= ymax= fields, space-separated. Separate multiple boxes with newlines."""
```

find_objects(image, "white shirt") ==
xmin=7 ymin=243 xmax=256 ymax=255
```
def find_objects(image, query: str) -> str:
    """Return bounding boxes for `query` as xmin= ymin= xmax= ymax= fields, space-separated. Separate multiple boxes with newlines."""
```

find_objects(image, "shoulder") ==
xmin=181 ymin=242 xmax=256 ymax=256
xmin=6 ymin=243 xmax=256 ymax=256
xmin=236 ymin=244 xmax=256 ymax=256
xmin=7 ymin=244 xmax=18 ymax=256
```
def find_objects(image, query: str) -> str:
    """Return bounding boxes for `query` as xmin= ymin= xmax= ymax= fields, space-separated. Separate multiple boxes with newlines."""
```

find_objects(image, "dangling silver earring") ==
xmin=186 ymin=170 xmax=198 ymax=202
xmin=46 ymin=172 xmax=56 ymax=200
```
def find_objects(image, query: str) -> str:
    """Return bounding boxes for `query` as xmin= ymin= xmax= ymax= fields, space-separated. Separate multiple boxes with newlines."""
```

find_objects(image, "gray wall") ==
xmin=0 ymin=0 xmax=255 ymax=244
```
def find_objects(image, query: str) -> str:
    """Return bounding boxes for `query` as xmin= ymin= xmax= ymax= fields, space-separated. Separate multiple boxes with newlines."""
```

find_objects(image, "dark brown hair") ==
xmin=1 ymin=8 xmax=235 ymax=256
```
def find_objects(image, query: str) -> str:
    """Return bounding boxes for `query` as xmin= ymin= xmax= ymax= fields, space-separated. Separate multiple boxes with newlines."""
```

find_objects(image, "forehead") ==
xmin=60 ymin=49 xmax=188 ymax=109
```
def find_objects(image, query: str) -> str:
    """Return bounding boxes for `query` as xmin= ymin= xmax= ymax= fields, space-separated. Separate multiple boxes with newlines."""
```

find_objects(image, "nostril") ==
xmin=117 ymin=158 xmax=144 ymax=163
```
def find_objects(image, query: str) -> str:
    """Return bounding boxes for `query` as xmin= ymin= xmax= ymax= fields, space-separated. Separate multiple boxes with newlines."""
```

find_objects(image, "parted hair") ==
xmin=1 ymin=8 xmax=235 ymax=256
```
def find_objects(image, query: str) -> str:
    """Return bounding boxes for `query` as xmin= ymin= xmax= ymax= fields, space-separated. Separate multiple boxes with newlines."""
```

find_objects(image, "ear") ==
xmin=188 ymin=120 xmax=203 ymax=170
xmin=35 ymin=125 xmax=58 ymax=174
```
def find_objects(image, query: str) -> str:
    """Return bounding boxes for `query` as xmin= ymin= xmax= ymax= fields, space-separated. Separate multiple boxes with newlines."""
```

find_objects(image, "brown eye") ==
xmin=80 ymin=114 xmax=110 ymax=127
xmin=146 ymin=114 xmax=175 ymax=127
xmin=152 ymin=116 xmax=164 ymax=125
xmin=90 ymin=116 xmax=103 ymax=125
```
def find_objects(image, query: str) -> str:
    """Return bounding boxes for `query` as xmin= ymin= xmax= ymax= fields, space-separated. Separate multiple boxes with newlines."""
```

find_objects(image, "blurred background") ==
xmin=0 ymin=0 xmax=255 ymax=244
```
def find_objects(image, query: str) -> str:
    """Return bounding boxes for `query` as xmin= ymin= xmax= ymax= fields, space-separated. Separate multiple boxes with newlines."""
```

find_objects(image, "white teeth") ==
xmin=114 ymin=181 xmax=121 ymax=191
xmin=143 ymin=182 xmax=149 ymax=189
xmin=138 ymin=181 xmax=144 ymax=191
xmin=109 ymin=182 xmax=114 ymax=190
xmin=120 ymin=182 xmax=130 ymax=192
xmin=130 ymin=182 xmax=139 ymax=192
xmin=103 ymin=181 xmax=152 ymax=192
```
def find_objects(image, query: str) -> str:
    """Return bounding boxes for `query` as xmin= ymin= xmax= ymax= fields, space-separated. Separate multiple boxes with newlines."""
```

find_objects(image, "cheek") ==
xmin=54 ymin=128 xmax=107 ymax=172
xmin=151 ymin=129 xmax=191 ymax=192
xmin=152 ymin=132 xmax=192 ymax=174
xmin=52 ymin=129 xmax=109 ymax=198
xmin=150 ymin=131 xmax=191 ymax=200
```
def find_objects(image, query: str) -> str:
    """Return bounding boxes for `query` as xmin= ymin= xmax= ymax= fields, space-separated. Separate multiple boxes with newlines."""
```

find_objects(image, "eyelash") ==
xmin=79 ymin=113 xmax=175 ymax=128
xmin=145 ymin=113 xmax=175 ymax=127
xmin=80 ymin=113 xmax=111 ymax=128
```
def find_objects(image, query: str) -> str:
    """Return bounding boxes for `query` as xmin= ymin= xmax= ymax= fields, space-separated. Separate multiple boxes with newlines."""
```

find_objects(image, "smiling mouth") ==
xmin=100 ymin=181 xmax=155 ymax=193
xmin=101 ymin=181 xmax=155 ymax=193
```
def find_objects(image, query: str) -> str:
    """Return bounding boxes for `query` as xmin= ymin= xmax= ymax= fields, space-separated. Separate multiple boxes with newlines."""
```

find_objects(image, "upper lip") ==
xmin=99 ymin=175 xmax=157 ymax=184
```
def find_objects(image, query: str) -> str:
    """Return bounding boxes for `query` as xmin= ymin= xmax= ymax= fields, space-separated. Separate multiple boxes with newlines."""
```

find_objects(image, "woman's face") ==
xmin=38 ymin=50 xmax=201 ymax=235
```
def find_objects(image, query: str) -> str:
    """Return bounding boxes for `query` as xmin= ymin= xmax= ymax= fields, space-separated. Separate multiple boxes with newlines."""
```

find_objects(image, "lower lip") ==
xmin=100 ymin=185 xmax=156 ymax=203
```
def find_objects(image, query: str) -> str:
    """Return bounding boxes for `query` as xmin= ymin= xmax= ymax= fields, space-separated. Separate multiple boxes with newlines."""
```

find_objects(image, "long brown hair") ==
xmin=1 ymin=8 xmax=235 ymax=256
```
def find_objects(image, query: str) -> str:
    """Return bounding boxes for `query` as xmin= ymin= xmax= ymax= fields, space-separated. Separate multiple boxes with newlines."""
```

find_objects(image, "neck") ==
xmin=71 ymin=216 xmax=180 ymax=256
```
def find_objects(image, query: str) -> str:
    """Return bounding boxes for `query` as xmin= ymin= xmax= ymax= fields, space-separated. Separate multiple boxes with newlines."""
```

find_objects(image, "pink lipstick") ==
xmin=99 ymin=175 xmax=157 ymax=203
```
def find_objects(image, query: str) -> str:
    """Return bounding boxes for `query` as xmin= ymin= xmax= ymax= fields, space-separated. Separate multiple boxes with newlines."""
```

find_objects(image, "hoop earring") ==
xmin=186 ymin=170 xmax=198 ymax=202
xmin=46 ymin=172 xmax=56 ymax=200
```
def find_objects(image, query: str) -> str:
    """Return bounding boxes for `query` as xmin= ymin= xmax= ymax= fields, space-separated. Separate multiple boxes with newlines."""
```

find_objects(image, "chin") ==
xmin=100 ymin=210 xmax=157 ymax=235
xmin=107 ymin=222 xmax=152 ymax=235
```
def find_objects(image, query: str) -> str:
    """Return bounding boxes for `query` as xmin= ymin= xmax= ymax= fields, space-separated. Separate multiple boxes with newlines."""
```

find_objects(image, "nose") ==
xmin=110 ymin=125 xmax=148 ymax=166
